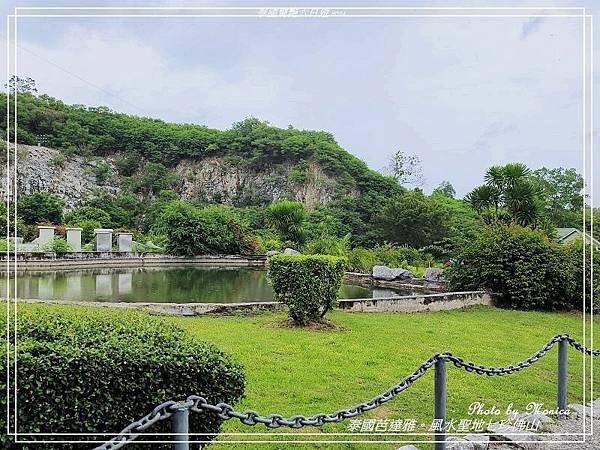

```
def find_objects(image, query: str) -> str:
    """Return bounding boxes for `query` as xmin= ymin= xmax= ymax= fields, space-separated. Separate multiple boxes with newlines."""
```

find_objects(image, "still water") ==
xmin=1 ymin=267 xmax=418 ymax=303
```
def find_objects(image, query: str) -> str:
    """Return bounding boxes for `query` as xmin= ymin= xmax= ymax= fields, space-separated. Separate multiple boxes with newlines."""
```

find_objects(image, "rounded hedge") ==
xmin=0 ymin=304 xmax=245 ymax=449
xmin=446 ymin=224 xmax=571 ymax=311
xmin=267 ymin=254 xmax=347 ymax=324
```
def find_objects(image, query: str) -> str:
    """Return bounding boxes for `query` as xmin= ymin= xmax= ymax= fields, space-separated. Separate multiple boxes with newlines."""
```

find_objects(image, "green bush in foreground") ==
xmin=0 ymin=304 xmax=245 ymax=449
xmin=447 ymin=224 xmax=571 ymax=311
xmin=268 ymin=254 xmax=347 ymax=325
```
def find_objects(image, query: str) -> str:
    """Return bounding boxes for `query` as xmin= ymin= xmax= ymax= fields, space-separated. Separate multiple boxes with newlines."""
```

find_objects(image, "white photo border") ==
xmin=4 ymin=5 xmax=595 ymax=446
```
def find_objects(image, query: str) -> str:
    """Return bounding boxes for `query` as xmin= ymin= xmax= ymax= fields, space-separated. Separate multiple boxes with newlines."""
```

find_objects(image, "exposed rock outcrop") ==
xmin=2 ymin=144 xmax=352 ymax=210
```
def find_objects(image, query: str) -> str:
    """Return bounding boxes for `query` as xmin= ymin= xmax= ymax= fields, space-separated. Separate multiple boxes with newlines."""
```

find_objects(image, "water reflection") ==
xmin=0 ymin=267 xmax=416 ymax=303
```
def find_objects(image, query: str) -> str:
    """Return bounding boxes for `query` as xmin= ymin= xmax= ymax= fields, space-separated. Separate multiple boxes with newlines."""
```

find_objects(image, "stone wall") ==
xmin=1 ymin=253 xmax=267 ymax=270
xmin=15 ymin=298 xmax=285 ymax=316
xmin=337 ymin=291 xmax=492 ymax=313
xmin=13 ymin=291 xmax=492 ymax=316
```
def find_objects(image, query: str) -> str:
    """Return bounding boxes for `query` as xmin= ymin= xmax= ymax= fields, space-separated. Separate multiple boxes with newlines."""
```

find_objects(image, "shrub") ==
xmin=94 ymin=160 xmax=113 ymax=184
xmin=561 ymin=239 xmax=600 ymax=312
xmin=446 ymin=224 xmax=570 ymax=310
xmin=70 ymin=219 xmax=102 ymax=244
xmin=289 ymin=160 xmax=309 ymax=183
xmin=347 ymin=247 xmax=377 ymax=273
xmin=65 ymin=206 xmax=111 ymax=225
xmin=304 ymin=235 xmax=349 ymax=257
xmin=0 ymin=304 xmax=245 ymax=449
xmin=268 ymin=254 xmax=347 ymax=325
xmin=254 ymin=231 xmax=283 ymax=254
xmin=17 ymin=192 xmax=64 ymax=224
xmin=42 ymin=237 xmax=71 ymax=253
xmin=50 ymin=152 xmax=67 ymax=169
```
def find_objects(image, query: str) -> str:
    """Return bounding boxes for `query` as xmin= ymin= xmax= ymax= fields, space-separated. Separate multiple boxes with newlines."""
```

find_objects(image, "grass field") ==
xmin=165 ymin=306 xmax=600 ymax=449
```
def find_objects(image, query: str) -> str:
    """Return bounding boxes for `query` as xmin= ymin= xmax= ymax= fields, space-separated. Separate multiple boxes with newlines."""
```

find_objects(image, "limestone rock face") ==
xmin=4 ymin=145 xmax=351 ymax=211
xmin=2 ymin=145 xmax=119 ymax=209
xmin=174 ymin=157 xmax=342 ymax=208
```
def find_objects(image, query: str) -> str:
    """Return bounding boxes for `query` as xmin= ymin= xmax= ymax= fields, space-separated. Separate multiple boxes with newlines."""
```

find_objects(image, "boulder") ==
xmin=446 ymin=436 xmax=476 ymax=450
xmin=372 ymin=265 xmax=412 ymax=281
xmin=423 ymin=267 xmax=444 ymax=282
xmin=487 ymin=422 xmax=540 ymax=450
xmin=464 ymin=434 xmax=489 ymax=450
xmin=283 ymin=248 xmax=300 ymax=255
xmin=266 ymin=250 xmax=279 ymax=257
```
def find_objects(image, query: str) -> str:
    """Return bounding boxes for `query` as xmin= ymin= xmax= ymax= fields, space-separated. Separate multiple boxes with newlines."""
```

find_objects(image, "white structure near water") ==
xmin=94 ymin=229 xmax=113 ymax=252
xmin=117 ymin=233 xmax=133 ymax=252
xmin=66 ymin=227 xmax=83 ymax=252
xmin=36 ymin=226 xmax=55 ymax=246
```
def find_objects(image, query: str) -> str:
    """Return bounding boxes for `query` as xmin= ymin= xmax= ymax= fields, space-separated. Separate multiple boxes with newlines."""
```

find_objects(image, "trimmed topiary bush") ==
xmin=446 ymin=224 xmax=570 ymax=311
xmin=268 ymin=254 xmax=347 ymax=325
xmin=0 ymin=304 xmax=245 ymax=449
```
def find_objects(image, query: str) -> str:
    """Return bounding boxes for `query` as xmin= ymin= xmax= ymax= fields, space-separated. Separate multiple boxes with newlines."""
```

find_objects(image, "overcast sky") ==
xmin=1 ymin=1 xmax=598 ymax=204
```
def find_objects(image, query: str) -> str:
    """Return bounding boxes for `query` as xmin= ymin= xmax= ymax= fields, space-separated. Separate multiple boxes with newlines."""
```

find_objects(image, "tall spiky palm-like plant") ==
xmin=266 ymin=200 xmax=306 ymax=246
xmin=466 ymin=163 xmax=541 ymax=227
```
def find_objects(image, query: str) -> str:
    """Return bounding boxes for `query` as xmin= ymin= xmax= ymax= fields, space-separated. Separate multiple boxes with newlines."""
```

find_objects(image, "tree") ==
xmin=158 ymin=201 xmax=251 ymax=256
xmin=18 ymin=192 xmax=64 ymax=224
xmin=64 ymin=206 xmax=111 ymax=225
xmin=432 ymin=180 xmax=456 ymax=198
xmin=386 ymin=150 xmax=424 ymax=187
xmin=465 ymin=163 xmax=542 ymax=227
xmin=266 ymin=200 xmax=306 ymax=246
xmin=530 ymin=167 xmax=583 ymax=228
xmin=375 ymin=191 xmax=451 ymax=248
xmin=5 ymin=75 xmax=37 ymax=94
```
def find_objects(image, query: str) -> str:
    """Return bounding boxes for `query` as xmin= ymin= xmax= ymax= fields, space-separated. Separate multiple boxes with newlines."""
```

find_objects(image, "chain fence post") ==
xmin=434 ymin=356 xmax=446 ymax=450
xmin=557 ymin=338 xmax=568 ymax=419
xmin=171 ymin=404 xmax=190 ymax=450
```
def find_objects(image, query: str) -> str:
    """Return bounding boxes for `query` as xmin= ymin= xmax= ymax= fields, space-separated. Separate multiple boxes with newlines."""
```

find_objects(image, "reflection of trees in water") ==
xmin=131 ymin=268 xmax=274 ymax=303
xmin=4 ymin=267 xmax=376 ymax=303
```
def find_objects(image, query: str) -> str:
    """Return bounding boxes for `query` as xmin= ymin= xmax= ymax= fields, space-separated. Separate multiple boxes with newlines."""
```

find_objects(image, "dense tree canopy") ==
xmin=18 ymin=192 xmax=64 ymax=225
xmin=0 ymin=92 xmax=400 ymax=201
xmin=375 ymin=191 xmax=451 ymax=248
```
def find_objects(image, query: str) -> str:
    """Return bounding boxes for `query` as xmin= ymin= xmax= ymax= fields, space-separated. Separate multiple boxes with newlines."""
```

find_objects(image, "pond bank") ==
xmin=0 ymin=253 xmax=266 ymax=270
xmin=12 ymin=291 xmax=491 ymax=316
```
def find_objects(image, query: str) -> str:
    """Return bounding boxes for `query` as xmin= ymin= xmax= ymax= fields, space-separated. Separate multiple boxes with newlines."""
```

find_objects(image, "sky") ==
xmin=1 ymin=1 xmax=598 ymax=204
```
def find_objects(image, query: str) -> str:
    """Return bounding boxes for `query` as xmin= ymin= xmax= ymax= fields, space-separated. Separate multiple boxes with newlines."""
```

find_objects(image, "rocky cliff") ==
xmin=2 ymin=144 xmax=349 ymax=209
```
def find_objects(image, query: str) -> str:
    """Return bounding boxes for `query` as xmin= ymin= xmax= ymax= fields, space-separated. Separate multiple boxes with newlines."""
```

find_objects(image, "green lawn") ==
xmin=165 ymin=306 xmax=600 ymax=449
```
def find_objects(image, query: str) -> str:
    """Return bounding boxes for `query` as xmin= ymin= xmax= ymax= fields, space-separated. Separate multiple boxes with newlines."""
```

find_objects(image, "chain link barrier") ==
xmin=94 ymin=334 xmax=599 ymax=449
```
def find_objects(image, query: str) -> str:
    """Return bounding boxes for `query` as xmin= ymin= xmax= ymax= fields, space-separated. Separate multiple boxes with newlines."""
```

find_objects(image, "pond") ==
xmin=2 ymin=267 xmax=423 ymax=303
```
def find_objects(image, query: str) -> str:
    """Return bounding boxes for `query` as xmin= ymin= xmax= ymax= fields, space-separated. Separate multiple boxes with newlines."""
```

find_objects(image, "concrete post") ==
xmin=94 ymin=228 xmax=113 ymax=252
xmin=117 ymin=233 xmax=133 ymax=252
xmin=37 ymin=226 xmax=56 ymax=246
xmin=66 ymin=227 xmax=83 ymax=252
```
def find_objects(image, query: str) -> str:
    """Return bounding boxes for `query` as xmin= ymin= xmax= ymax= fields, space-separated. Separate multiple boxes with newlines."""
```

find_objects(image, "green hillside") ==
xmin=0 ymin=92 xmax=400 ymax=201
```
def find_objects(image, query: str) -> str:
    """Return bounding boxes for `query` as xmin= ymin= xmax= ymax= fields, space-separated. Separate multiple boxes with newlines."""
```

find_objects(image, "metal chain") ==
xmin=94 ymin=400 xmax=180 ymax=450
xmin=566 ymin=336 xmax=600 ymax=356
xmin=92 ymin=334 xmax=599 ymax=448
xmin=188 ymin=353 xmax=440 ymax=428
